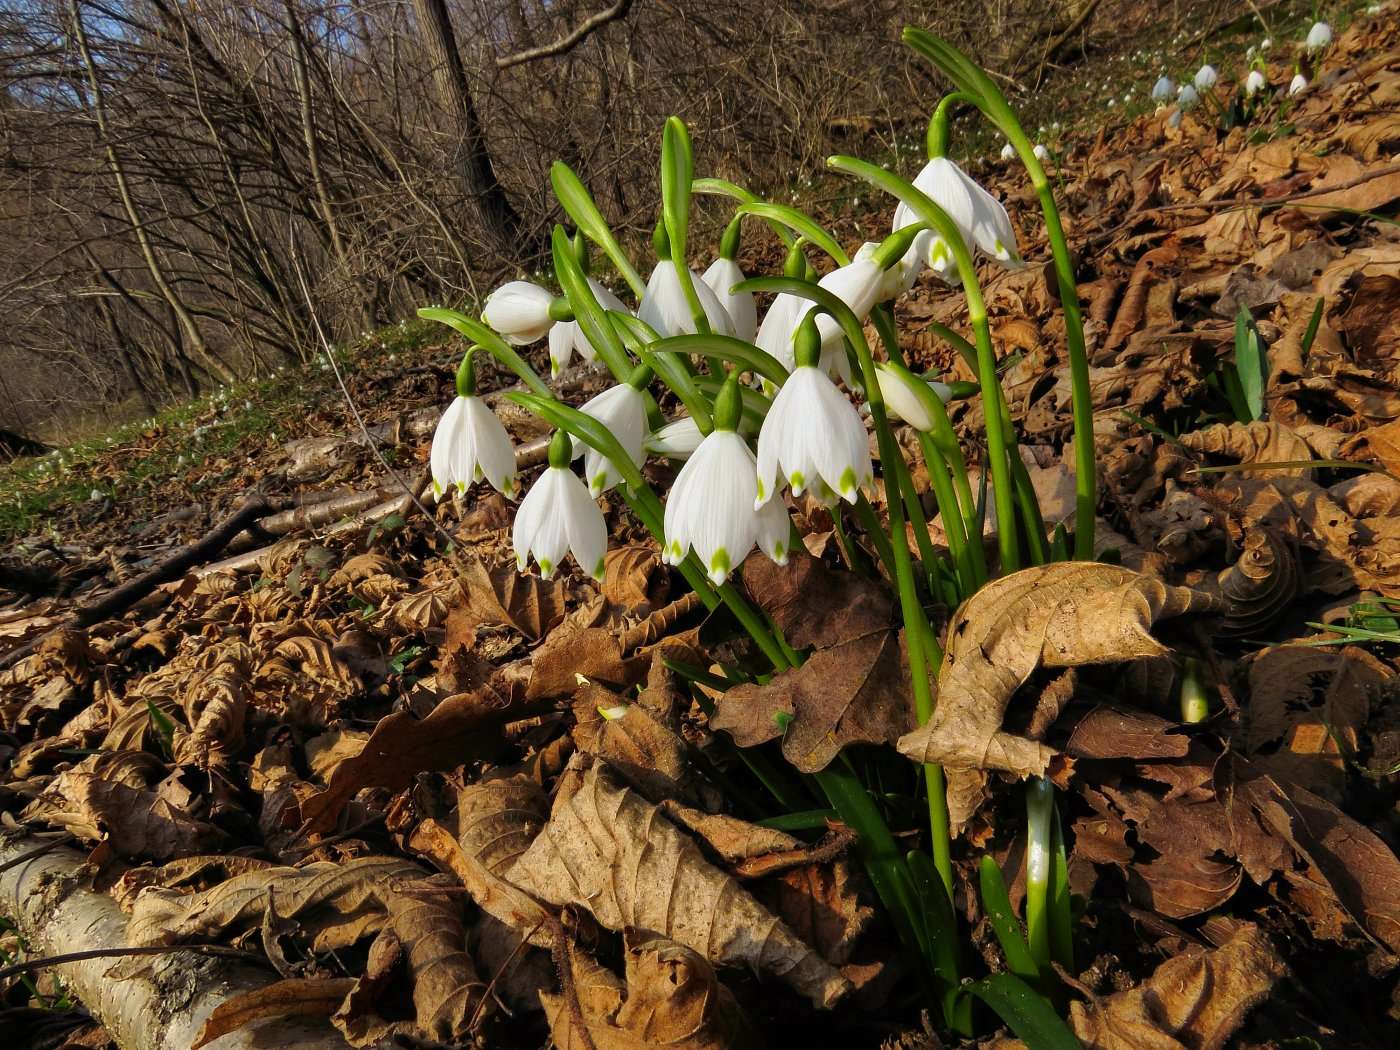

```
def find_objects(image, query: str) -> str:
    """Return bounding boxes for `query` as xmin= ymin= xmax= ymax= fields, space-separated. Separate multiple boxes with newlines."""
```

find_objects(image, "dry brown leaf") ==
xmin=897 ymin=564 xmax=1220 ymax=779
xmin=576 ymin=690 xmax=721 ymax=810
xmin=507 ymin=761 xmax=851 ymax=1007
xmin=604 ymin=545 xmax=670 ymax=610
xmin=1068 ymin=924 xmax=1287 ymax=1050
xmin=190 ymin=977 xmax=355 ymax=1049
xmin=713 ymin=629 xmax=913 ymax=773
xmin=542 ymin=932 xmax=756 ymax=1050
xmin=128 ymin=855 xmax=424 ymax=951
xmin=1340 ymin=417 xmax=1400 ymax=477
xmin=174 ymin=665 xmax=247 ymax=769
xmin=740 ymin=552 xmax=893 ymax=649
xmin=447 ymin=550 xmax=567 ymax=642
xmin=1179 ymin=421 xmax=1315 ymax=478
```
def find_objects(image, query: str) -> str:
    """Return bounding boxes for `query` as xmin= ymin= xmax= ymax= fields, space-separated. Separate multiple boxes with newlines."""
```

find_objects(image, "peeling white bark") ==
xmin=0 ymin=832 xmax=347 ymax=1050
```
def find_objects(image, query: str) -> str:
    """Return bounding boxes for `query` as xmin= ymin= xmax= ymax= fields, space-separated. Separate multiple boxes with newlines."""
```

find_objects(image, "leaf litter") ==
xmin=5 ymin=9 xmax=1400 ymax=1050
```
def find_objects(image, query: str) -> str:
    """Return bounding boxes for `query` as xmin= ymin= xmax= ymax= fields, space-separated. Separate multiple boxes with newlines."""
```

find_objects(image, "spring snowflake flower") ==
xmin=573 ymin=377 xmax=648 ymax=496
xmin=1032 ymin=143 xmax=1050 ymax=161
xmin=874 ymin=362 xmax=952 ymax=432
xmin=701 ymin=256 xmax=757 ymax=344
xmin=482 ymin=281 xmax=556 ymax=345
xmin=548 ymin=278 xmax=628 ymax=375
xmin=639 ymin=259 xmax=736 ymax=338
xmin=755 ymin=314 xmax=873 ymax=507
xmin=1306 ymin=21 xmax=1332 ymax=50
xmin=1177 ymin=83 xmax=1200 ymax=108
xmin=513 ymin=431 xmax=606 ymax=580
xmin=1000 ymin=142 xmax=1016 ymax=160
xmin=1194 ymin=64 xmax=1218 ymax=91
xmin=662 ymin=376 xmax=789 ymax=584
xmin=1245 ymin=69 xmax=1267 ymax=96
xmin=892 ymin=156 xmax=1022 ymax=287
xmin=430 ymin=354 xmax=517 ymax=500
xmin=1289 ymin=73 xmax=1308 ymax=96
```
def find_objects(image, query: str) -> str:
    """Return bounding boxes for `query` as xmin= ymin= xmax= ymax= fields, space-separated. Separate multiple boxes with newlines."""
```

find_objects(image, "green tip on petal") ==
xmin=591 ymin=557 xmax=606 ymax=581
xmin=708 ymin=548 xmax=731 ymax=584
xmin=431 ymin=480 xmax=444 ymax=498
xmin=789 ymin=470 xmax=805 ymax=494
xmin=838 ymin=466 xmax=858 ymax=498
xmin=773 ymin=541 xmax=786 ymax=561
xmin=538 ymin=557 xmax=553 ymax=577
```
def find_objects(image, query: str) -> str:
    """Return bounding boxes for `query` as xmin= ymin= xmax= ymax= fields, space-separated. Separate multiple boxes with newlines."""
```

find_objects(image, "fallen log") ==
xmin=0 ymin=831 xmax=346 ymax=1050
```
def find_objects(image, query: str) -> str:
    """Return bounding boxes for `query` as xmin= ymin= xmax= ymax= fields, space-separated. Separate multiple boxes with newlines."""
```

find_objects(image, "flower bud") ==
xmin=482 ymin=281 xmax=556 ymax=345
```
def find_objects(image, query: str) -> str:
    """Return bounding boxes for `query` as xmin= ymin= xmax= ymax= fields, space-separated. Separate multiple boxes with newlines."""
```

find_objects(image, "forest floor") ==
xmin=4 ymin=3 xmax=1400 ymax=1050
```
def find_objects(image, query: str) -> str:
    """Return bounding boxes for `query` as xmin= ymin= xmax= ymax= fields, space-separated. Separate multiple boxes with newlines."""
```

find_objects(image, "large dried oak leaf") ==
xmin=898 ymin=564 xmax=1221 ymax=776
xmin=506 ymin=761 xmax=851 ymax=1007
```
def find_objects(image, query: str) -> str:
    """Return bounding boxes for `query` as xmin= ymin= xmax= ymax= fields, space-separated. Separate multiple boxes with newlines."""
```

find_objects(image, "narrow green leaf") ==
xmin=736 ymin=202 xmax=850 ymax=265
xmin=661 ymin=117 xmax=710 ymax=336
xmin=978 ymin=855 xmax=1041 ymax=984
xmin=1234 ymin=305 xmax=1268 ymax=422
xmin=550 ymin=161 xmax=645 ymax=298
xmin=652 ymin=333 xmax=788 ymax=386
xmin=609 ymin=310 xmax=712 ymax=431
xmin=693 ymin=177 xmax=798 ymax=247
xmin=1300 ymin=297 xmax=1326 ymax=359
xmin=146 ymin=699 xmax=177 ymax=759
xmin=416 ymin=308 xmax=552 ymax=398
xmin=507 ymin=393 xmax=644 ymax=493
xmin=968 ymin=974 xmax=1084 ymax=1050
xmin=552 ymin=227 xmax=633 ymax=382
xmin=1049 ymin=806 xmax=1076 ymax=973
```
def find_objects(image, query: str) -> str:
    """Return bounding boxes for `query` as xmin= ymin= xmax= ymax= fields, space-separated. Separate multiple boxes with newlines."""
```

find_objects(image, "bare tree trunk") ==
xmin=410 ymin=0 xmax=525 ymax=261
xmin=68 ymin=0 xmax=236 ymax=386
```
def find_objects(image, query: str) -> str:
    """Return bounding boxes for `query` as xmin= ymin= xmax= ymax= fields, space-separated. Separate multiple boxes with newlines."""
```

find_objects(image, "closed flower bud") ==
xmin=482 ymin=281 xmax=556 ymax=345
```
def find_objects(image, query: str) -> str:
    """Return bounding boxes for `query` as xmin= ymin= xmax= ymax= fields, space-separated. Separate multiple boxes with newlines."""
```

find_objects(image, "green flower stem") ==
xmin=416 ymin=308 xmax=551 ymax=398
xmin=1024 ymin=776 xmax=1054 ymax=971
xmin=926 ymin=91 xmax=975 ymax=158
xmin=826 ymin=156 xmax=1021 ymax=574
xmin=853 ymin=495 xmax=898 ymax=579
xmin=552 ymin=226 xmax=634 ymax=383
xmin=551 ymin=161 xmax=646 ymax=299
xmin=692 ymin=177 xmax=799 ymax=250
xmin=895 ymin=450 xmax=942 ymax=598
xmin=661 ymin=118 xmax=712 ymax=340
xmin=915 ymin=430 xmax=977 ymax=593
xmin=1006 ymin=446 xmax=1049 ymax=566
xmin=900 ymin=28 xmax=1095 ymax=560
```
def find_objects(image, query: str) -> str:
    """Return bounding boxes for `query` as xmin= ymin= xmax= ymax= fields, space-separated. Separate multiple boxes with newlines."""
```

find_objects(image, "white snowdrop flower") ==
xmin=1306 ymin=21 xmax=1332 ymax=50
xmin=1177 ymin=83 xmax=1200 ymax=108
xmin=1289 ymin=73 xmax=1309 ymax=96
xmin=547 ymin=278 xmax=628 ymax=375
xmin=874 ymin=362 xmax=952 ymax=432
xmin=429 ymin=354 xmax=516 ymax=500
xmin=513 ymin=432 xmax=607 ymax=580
xmin=1033 ymin=143 xmax=1050 ymax=161
xmin=755 ymin=315 xmax=873 ymax=507
xmin=1194 ymin=64 xmax=1218 ymax=90
xmin=1366 ymin=4 xmax=1381 ymax=14
xmin=892 ymin=156 xmax=1022 ymax=290
xmin=754 ymin=254 xmax=884 ymax=382
xmin=662 ymin=376 xmax=789 ymax=584
xmin=482 ymin=280 xmax=556 ymax=345
xmin=573 ymin=379 xmax=648 ymax=496
xmin=1261 ymin=37 xmax=1272 ymax=50
xmin=638 ymin=259 xmax=735 ymax=338
xmin=644 ymin=416 xmax=706 ymax=459
xmin=88 ymin=489 xmax=103 ymax=501
xmin=701 ymin=255 xmax=757 ymax=344
xmin=1245 ymin=69 xmax=1267 ymax=96
xmin=1000 ymin=142 xmax=1016 ymax=161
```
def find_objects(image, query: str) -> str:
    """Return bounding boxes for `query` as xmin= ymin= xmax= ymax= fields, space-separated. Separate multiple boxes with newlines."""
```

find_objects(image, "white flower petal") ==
xmin=664 ymin=430 xmax=777 ymax=583
xmin=757 ymin=367 xmax=871 ymax=505
xmin=514 ymin=469 xmax=570 ymax=576
xmin=549 ymin=322 xmax=576 ymax=375
xmin=462 ymin=397 xmax=517 ymax=498
xmin=559 ymin=470 xmax=608 ymax=579
xmin=639 ymin=261 xmax=735 ymax=338
xmin=645 ymin=417 xmax=705 ymax=459
xmin=702 ymin=257 xmax=758 ymax=344
xmin=483 ymin=281 xmax=555 ymax=345
xmin=429 ymin=396 xmax=469 ymax=499
xmin=574 ymin=384 xmax=648 ymax=494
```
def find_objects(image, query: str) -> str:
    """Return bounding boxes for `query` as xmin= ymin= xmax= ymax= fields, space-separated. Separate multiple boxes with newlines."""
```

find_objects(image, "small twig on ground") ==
xmin=0 ymin=943 xmax=263 ymax=984
xmin=0 ymin=832 xmax=76 ymax=875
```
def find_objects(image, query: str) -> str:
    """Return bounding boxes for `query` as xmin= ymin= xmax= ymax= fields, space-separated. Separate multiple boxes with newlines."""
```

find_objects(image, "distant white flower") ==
xmin=756 ymin=318 xmax=872 ymax=506
xmin=1245 ymin=69 xmax=1267 ymax=96
xmin=1000 ymin=142 xmax=1016 ymax=160
xmin=1167 ymin=108 xmax=1184 ymax=128
xmin=638 ymin=260 xmax=736 ymax=338
xmin=1032 ymin=143 xmax=1050 ymax=161
xmin=482 ymin=281 xmax=555 ymax=345
xmin=1260 ymin=37 xmax=1272 ymax=50
xmin=874 ymin=362 xmax=952 ymax=432
xmin=513 ymin=446 xmax=606 ymax=580
xmin=1306 ymin=21 xmax=1332 ymax=49
xmin=1151 ymin=75 xmax=1175 ymax=101
xmin=548 ymin=278 xmax=628 ymax=375
xmin=573 ymin=383 xmax=647 ymax=496
xmin=1194 ymin=64 xmax=1218 ymax=90
xmin=430 ymin=395 xmax=517 ymax=500
xmin=1289 ymin=73 xmax=1309 ymax=96
xmin=701 ymin=257 xmax=757 ymax=344
xmin=1177 ymin=83 xmax=1200 ymax=108
xmin=663 ymin=376 xmax=788 ymax=584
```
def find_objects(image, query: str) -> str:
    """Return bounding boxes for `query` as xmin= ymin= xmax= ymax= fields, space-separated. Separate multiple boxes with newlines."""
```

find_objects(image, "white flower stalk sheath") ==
xmin=1194 ymin=64 xmax=1218 ymax=91
xmin=548 ymin=278 xmax=629 ymax=374
xmin=874 ymin=362 xmax=952 ymax=432
xmin=756 ymin=315 xmax=872 ymax=507
xmin=1245 ymin=69 xmax=1267 ymax=96
xmin=573 ymin=381 xmax=648 ymax=495
xmin=663 ymin=376 xmax=789 ymax=584
xmin=482 ymin=281 xmax=556 ymax=345
xmin=893 ymin=156 xmax=1022 ymax=283
xmin=701 ymin=257 xmax=757 ymax=344
xmin=514 ymin=432 xmax=607 ymax=580
xmin=1306 ymin=21 xmax=1332 ymax=50
xmin=638 ymin=260 xmax=736 ymax=338
xmin=1151 ymin=75 xmax=1175 ymax=101
xmin=1289 ymin=73 xmax=1308 ymax=96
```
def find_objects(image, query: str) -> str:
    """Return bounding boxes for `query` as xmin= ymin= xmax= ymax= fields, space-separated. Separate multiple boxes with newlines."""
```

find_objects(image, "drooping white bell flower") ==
xmin=1245 ymin=69 xmax=1267 ymax=96
xmin=893 ymin=156 xmax=1022 ymax=284
xmin=1032 ymin=143 xmax=1050 ymax=162
xmin=856 ymin=240 xmax=917 ymax=301
xmin=1177 ymin=83 xmax=1200 ymax=108
xmin=1194 ymin=64 xmax=1218 ymax=91
xmin=513 ymin=431 xmax=607 ymax=580
xmin=874 ymin=361 xmax=952 ymax=433
xmin=755 ymin=314 xmax=873 ymax=507
xmin=701 ymin=256 xmax=757 ymax=344
xmin=1260 ymin=37 xmax=1272 ymax=50
xmin=1151 ymin=75 xmax=1175 ymax=101
xmin=548 ymin=278 xmax=629 ymax=375
xmin=755 ymin=258 xmax=886 ymax=383
xmin=572 ymin=377 xmax=648 ymax=496
xmin=482 ymin=281 xmax=556 ymax=345
xmin=662 ymin=375 xmax=789 ymax=584
xmin=430 ymin=353 xmax=517 ymax=500
xmin=644 ymin=416 xmax=706 ymax=459
xmin=1306 ymin=21 xmax=1332 ymax=49
xmin=1000 ymin=142 xmax=1017 ymax=161
xmin=638 ymin=259 xmax=736 ymax=338
xmin=1289 ymin=73 xmax=1308 ymax=96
